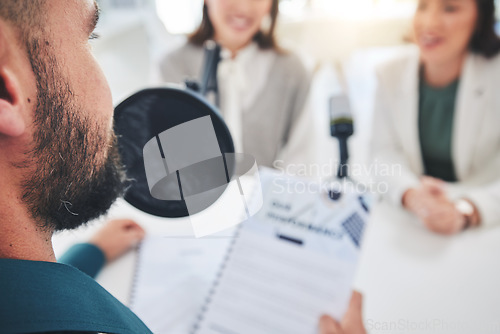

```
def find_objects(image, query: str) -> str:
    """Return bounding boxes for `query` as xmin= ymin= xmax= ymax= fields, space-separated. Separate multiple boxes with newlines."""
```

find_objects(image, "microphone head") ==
xmin=329 ymin=95 xmax=354 ymax=138
xmin=204 ymin=39 xmax=219 ymax=52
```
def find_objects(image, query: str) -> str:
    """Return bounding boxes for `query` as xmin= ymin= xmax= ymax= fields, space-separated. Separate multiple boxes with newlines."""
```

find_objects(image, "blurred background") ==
xmin=92 ymin=0 xmax=500 ymax=98
xmin=94 ymin=0 xmax=421 ymax=102
xmin=89 ymin=0 xmax=499 ymax=191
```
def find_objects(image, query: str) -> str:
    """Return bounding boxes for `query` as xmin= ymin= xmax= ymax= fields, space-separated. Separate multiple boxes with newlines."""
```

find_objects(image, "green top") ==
xmin=418 ymin=78 xmax=459 ymax=182
xmin=0 ymin=243 xmax=152 ymax=334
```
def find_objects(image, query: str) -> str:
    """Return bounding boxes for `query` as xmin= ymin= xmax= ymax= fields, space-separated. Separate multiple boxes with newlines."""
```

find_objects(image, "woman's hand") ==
xmin=403 ymin=177 xmax=465 ymax=235
xmin=421 ymin=199 xmax=465 ymax=235
xmin=319 ymin=291 xmax=366 ymax=334
xmin=89 ymin=219 xmax=146 ymax=262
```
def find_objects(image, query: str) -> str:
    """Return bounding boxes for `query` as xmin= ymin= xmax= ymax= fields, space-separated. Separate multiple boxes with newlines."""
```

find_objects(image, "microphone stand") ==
xmin=328 ymin=63 xmax=354 ymax=200
xmin=330 ymin=112 xmax=354 ymax=179
xmin=185 ymin=40 xmax=222 ymax=106
xmin=328 ymin=102 xmax=354 ymax=200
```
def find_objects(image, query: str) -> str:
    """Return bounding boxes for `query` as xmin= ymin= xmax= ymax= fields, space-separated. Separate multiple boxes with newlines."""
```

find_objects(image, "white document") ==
xmin=194 ymin=170 xmax=369 ymax=334
xmin=130 ymin=234 xmax=233 ymax=334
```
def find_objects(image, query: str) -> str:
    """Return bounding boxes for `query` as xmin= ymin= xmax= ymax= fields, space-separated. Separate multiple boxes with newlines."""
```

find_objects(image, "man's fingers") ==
xmin=350 ymin=291 xmax=363 ymax=311
xmin=114 ymin=219 xmax=141 ymax=229
xmin=124 ymin=224 xmax=146 ymax=243
xmin=109 ymin=219 xmax=146 ymax=243
xmin=318 ymin=293 xmax=366 ymax=334
xmin=126 ymin=222 xmax=145 ymax=234
xmin=132 ymin=227 xmax=146 ymax=242
xmin=341 ymin=291 xmax=367 ymax=334
xmin=319 ymin=315 xmax=343 ymax=334
xmin=112 ymin=219 xmax=145 ymax=233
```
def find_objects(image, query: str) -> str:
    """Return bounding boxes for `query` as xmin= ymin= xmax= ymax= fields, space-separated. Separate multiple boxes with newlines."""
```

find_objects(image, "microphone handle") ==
xmin=200 ymin=41 xmax=221 ymax=105
xmin=337 ymin=137 xmax=349 ymax=179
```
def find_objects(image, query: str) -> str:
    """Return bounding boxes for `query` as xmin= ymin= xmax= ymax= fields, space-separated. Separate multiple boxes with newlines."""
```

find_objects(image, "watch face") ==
xmin=456 ymin=199 xmax=474 ymax=216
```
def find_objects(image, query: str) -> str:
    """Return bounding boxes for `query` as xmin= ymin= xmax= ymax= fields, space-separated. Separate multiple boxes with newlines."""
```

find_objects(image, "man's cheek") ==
xmin=84 ymin=71 xmax=113 ymax=126
xmin=91 ymin=62 xmax=114 ymax=124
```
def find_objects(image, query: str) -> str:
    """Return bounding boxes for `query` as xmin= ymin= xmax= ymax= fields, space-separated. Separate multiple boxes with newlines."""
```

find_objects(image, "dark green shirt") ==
xmin=58 ymin=243 xmax=106 ymax=278
xmin=418 ymin=78 xmax=459 ymax=182
xmin=0 ymin=243 xmax=152 ymax=334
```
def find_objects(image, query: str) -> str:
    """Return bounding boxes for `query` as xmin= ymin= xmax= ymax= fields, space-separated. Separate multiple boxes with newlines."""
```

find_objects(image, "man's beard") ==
xmin=19 ymin=40 xmax=126 ymax=232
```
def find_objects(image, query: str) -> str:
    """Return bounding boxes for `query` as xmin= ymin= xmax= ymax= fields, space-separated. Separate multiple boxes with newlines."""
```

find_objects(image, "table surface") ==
xmin=355 ymin=201 xmax=500 ymax=334
xmin=53 ymin=198 xmax=500 ymax=334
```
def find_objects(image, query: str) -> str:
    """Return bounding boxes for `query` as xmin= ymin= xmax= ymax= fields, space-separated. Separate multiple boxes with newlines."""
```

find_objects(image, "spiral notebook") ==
xmin=129 ymin=233 xmax=234 ymax=334
xmin=130 ymin=169 xmax=369 ymax=334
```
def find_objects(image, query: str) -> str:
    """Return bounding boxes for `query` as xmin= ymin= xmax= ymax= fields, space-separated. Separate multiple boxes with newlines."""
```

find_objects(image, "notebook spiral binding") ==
xmin=190 ymin=181 xmax=262 ymax=334
xmin=190 ymin=224 xmax=243 ymax=334
xmin=128 ymin=241 xmax=144 ymax=309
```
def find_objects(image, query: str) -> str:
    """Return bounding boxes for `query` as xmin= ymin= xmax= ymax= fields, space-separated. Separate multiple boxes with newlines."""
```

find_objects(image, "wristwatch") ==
xmin=454 ymin=199 xmax=476 ymax=229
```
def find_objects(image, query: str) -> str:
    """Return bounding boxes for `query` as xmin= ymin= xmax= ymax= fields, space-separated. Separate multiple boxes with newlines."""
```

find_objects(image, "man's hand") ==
xmin=403 ymin=177 xmax=465 ymax=235
xmin=89 ymin=219 xmax=146 ymax=262
xmin=319 ymin=315 xmax=344 ymax=334
xmin=319 ymin=291 xmax=366 ymax=334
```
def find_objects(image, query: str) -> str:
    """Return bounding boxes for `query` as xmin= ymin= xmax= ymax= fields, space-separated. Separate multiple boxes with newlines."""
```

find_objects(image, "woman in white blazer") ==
xmin=319 ymin=1 xmax=500 ymax=333
xmin=372 ymin=0 xmax=500 ymax=235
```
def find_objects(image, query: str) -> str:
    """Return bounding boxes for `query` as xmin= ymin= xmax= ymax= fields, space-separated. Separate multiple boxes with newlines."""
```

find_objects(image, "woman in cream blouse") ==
xmin=372 ymin=0 xmax=500 ymax=234
xmin=160 ymin=0 xmax=316 ymax=169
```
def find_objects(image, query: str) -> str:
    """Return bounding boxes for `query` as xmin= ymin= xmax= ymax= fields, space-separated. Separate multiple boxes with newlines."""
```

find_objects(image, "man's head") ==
xmin=0 ymin=0 xmax=125 ymax=232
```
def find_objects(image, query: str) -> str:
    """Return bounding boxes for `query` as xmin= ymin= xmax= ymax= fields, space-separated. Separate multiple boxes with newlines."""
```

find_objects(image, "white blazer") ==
xmin=371 ymin=46 xmax=500 ymax=227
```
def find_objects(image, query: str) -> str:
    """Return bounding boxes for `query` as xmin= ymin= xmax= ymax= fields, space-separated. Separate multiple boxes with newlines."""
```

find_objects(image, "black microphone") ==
xmin=184 ymin=40 xmax=222 ymax=106
xmin=200 ymin=40 xmax=222 ymax=106
xmin=329 ymin=94 xmax=354 ymax=179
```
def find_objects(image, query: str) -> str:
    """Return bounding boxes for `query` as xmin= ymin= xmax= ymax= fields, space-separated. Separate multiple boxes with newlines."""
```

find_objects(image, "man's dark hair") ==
xmin=0 ymin=0 xmax=46 ymax=48
xmin=471 ymin=0 xmax=500 ymax=58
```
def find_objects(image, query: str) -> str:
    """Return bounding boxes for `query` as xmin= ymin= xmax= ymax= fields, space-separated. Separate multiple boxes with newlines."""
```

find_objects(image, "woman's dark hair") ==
xmin=189 ymin=0 xmax=279 ymax=50
xmin=470 ymin=0 xmax=500 ymax=58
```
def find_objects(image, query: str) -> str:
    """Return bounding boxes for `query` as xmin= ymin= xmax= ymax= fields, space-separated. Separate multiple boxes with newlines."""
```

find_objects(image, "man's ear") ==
xmin=0 ymin=69 xmax=26 ymax=137
xmin=0 ymin=24 xmax=26 ymax=138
